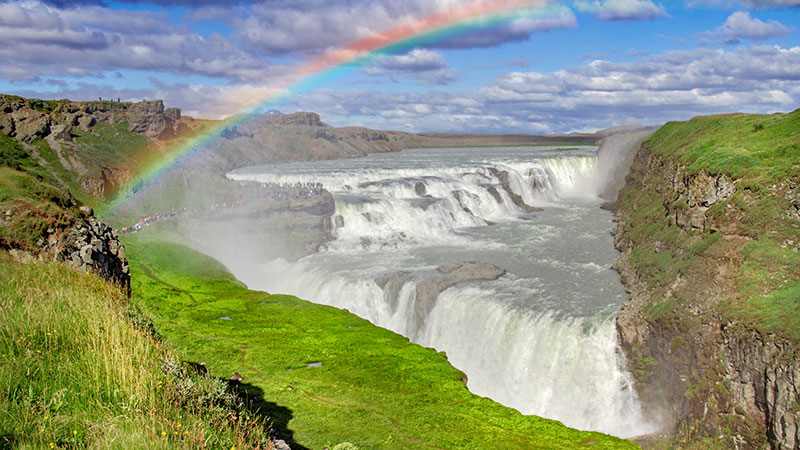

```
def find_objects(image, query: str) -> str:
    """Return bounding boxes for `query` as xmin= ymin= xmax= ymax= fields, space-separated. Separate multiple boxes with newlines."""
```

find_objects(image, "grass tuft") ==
xmin=0 ymin=252 xmax=276 ymax=449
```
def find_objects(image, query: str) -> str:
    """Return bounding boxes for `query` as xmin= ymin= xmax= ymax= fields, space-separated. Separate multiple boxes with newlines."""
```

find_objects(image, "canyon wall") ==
xmin=612 ymin=113 xmax=800 ymax=449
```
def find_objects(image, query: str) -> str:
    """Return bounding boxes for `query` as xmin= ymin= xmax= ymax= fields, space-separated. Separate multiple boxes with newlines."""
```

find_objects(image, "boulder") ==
xmin=413 ymin=261 xmax=505 ymax=332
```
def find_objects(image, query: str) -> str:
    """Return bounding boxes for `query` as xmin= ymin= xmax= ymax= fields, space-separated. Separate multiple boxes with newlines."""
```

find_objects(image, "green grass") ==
xmin=30 ymin=139 xmax=99 ymax=208
xmin=123 ymin=234 xmax=638 ymax=450
xmin=0 ymin=132 xmax=80 ymax=251
xmin=647 ymin=109 xmax=800 ymax=187
xmin=0 ymin=163 xmax=76 ymax=251
xmin=617 ymin=109 xmax=800 ymax=340
xmin=70 ymin=122 xmax=151 ymax=169
xmin=0 ymin=252 xmax=277 ymax=449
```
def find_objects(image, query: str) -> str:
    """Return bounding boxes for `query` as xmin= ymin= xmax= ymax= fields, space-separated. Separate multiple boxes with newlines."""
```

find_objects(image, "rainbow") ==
xmin=106 ymin=0 xmax=554 ymax=213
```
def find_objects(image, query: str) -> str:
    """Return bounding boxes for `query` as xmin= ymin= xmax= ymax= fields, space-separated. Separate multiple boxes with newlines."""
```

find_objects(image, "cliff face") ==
xmin=0 ymin=95 xmax=189 ymax=199
xmin=613 ymin=111 xmax=800 ymax=448
xmin=0 ymin=95 xmax=183 ymax=142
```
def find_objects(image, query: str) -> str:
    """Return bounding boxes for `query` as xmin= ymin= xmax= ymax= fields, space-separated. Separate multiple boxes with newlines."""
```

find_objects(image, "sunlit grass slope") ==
xmin=617 ymin=109 xmax=800 ymax=340
xmin=123 ymin=234 xmax=638 ymax=450
xmin=0 ymin=252 xmax=275 ymax=449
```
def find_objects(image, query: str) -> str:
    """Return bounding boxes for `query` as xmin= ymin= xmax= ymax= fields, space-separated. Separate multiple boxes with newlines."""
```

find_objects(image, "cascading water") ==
xmin=225 ymin=146 xmax=656 ymax=438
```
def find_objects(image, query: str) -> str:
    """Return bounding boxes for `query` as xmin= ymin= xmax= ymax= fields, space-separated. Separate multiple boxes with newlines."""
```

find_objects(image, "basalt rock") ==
xmin=613 ymin=147 xmax=800 ymax=449
xmin=413 ymin=261 xmax=505 ymax=331
xmin=414 ymin=181 xmax=427 ymax=196
xmin=38 ymin=207 xmax=130 ymax=295
xmin=0 ymin=94 xmax=183 ymax=143
xmin=487 ymin=167 xmax=541 ymax=213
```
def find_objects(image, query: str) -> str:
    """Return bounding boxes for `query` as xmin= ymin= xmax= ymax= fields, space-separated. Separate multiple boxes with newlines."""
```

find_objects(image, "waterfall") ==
xmin=224 ymin=146 xmax=656 ymax=437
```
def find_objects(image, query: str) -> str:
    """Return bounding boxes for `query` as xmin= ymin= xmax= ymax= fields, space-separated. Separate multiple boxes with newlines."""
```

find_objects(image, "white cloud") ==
xmin=235 ymin=1 xmax=577 ymax=55
xmin=574 ymin=0 xmax=668 ymax=20
xmin=377 ymin=49 xmax=449 ymax=72
xmin=274 ymin=44 xmax=800 ymax=133
xmin=0 ymin=1 xmax=275 ymax=83
xmin=714 ymin=11 xmax=793 ymax=44
xmin=363 ymin=49 xmax=459 ymax=85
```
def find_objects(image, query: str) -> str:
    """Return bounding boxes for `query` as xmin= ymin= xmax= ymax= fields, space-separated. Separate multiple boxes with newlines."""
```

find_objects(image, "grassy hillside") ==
xmin=0 ymin=252 xmax=275 ymax=449
xmin=617 ymin=109 xmax=800 ymax=340
xmin=0 ymin=134 xmax=78 ymax=252
xmin=123 ymin=234 xmax=637 ymax=450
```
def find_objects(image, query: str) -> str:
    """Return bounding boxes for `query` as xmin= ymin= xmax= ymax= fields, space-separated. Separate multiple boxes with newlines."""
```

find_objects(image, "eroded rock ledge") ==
xmin=613 ymin=148 xmax=799 ymax=449
xmin=9 ymin=206 xmax=130 ymax=295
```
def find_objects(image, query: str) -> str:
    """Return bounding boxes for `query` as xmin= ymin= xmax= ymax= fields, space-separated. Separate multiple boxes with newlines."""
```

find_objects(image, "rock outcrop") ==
xmin=413 ymin=261 xmax=505 ymax=330
xmin=126 ymin=100 xmax=183 ymax=139
xmin=613 ymin=146 xmax=800 ymax=449
xmin=486 ymin=167 xmax=541 ymax=213
xmin=0 ymin=95 xmax=183 ymax=143
xmin=6 ymin=204 xmax=130 ymax=295
xmin=47 ymin=206 xmax=130 ymax=294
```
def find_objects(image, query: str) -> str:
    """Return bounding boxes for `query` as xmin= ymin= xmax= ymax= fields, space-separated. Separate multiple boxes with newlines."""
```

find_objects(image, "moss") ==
xmin=123 ymin=234 xmax=638 ymax=449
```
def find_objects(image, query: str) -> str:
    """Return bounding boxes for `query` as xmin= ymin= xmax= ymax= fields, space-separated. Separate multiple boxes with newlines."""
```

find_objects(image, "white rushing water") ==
xmin=226 ymin=146 xmax=656 ymax=437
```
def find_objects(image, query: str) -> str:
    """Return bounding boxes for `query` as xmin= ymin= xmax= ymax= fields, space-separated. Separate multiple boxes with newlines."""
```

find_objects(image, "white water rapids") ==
xmin=226 ymin=146 xmax=656 ymax=437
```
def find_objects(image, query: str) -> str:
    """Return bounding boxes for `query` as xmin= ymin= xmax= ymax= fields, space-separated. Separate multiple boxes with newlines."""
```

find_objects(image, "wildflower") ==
xmin=162 ymin=431 xmax=166 ymax=436
xmin=73 ymin=431 xmax=77 ymax=435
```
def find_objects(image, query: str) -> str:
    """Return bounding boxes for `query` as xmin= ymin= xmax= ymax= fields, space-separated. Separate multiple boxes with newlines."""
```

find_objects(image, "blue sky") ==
xmin=0 ymin=0 xmax=798 ymax=133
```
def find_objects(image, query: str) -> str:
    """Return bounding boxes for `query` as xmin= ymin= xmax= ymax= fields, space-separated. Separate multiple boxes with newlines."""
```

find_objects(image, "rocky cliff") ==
xmin=2 ymin=184 xmax=130 ymax=295
xmin=0 ymin=95 xmax=184 ymax=142
xmin=612 ymin=111 xmax=800 ymax=449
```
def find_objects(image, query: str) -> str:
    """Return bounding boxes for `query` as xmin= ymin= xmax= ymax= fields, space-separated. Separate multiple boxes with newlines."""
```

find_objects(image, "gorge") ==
xmin=188 ymin=142 xmax=660 ymax=438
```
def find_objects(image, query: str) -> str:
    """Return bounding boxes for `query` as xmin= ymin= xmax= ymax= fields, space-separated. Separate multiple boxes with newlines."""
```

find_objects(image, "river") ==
xmin=226 ymin=145 xmax=655 ymax=438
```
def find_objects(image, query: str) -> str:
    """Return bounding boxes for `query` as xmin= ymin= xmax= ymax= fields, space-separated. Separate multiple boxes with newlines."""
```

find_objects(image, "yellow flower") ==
xmin=161 ymin=431 xmax=166 ymax=436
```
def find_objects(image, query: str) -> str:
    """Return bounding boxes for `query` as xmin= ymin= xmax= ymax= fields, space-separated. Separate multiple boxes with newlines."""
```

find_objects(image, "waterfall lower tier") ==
xmin=224 ymin=146 xmax=656 ymax=437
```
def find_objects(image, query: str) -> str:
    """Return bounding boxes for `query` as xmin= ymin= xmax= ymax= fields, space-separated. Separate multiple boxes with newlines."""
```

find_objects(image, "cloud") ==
xmin=713 ymin=11 xmax=793 ymax=44
xmin=477 ymin=45 xmax=799 ymax=130
xmin=234 ymin=1 xmax=577 ymax=55
xmin=0 ymin=1 xmax=276 ymax=83
xmin=29 ymin=0 xmax=260 ymax=5
xmin=574 ymin=0 xmax=668 ymax=20
xmin=363 ymin=48 xmax=459 ymax=85
xmin=0 ymin=0 xmax=579 ymax=85
xmin=16 ymin=43 xmax=800 ymax=134
xmin=689 ymin=0 xmax=800 ymax=8
xmin=279 ymin=44 xmax=800 ymax=133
